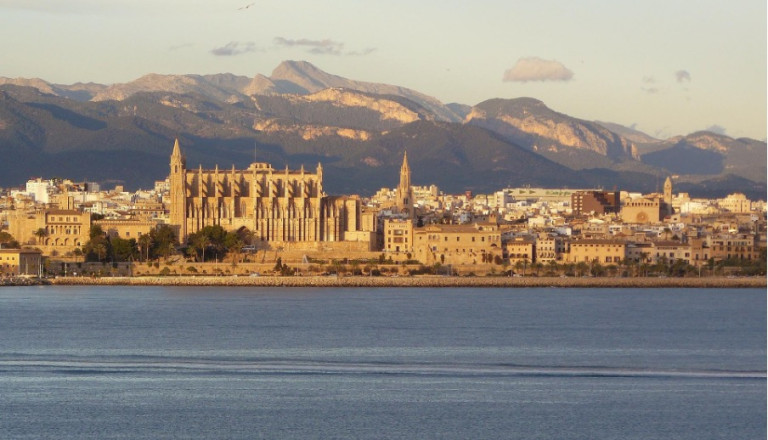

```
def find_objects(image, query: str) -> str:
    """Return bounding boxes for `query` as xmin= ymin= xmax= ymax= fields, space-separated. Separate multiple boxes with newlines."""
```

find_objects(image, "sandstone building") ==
xmin=621 ymin=196 xmax=663 ymax=224
xmin=7 ymin=208 xmax=90 ymax=256
xmin=0 ymin=249 xmax=42 ymax=276
xmin=412 ymin=223 xmax=503 ymax=266
xmin=167 ymin=139 xmax=371 ymax=246
xmin=567 ymin=239 xmax=627 ymax=264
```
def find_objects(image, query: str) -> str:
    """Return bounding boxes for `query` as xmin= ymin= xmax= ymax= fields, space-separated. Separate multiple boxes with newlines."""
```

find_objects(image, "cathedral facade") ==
xmin=168 ymin=140 xmax=364 ymax=244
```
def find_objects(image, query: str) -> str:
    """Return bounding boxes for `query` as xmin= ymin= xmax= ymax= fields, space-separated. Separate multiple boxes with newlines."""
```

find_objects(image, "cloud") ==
xmin=211 ymin=41 xmax=259 ymax=56
xmin=705 ymin=124 xmax=727 ymax=135
xmin=641 ymin=87 xmax=659 ymax=95
xmin=502 ymin=57 xmax=574 ymax=83
xmin=273 ymin=37 xmax=375 ymax=57
xmin=275 ymin=37 xmax=343 ymax=55
xmin=642 ymin=76 xmax=656 ymax=84
xmin=675 ymin=70 xmax=691 ymax=83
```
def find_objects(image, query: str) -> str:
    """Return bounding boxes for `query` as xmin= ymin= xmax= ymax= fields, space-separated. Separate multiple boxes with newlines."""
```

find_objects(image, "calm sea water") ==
xmin=0 ymin=286 xmax=764 ymax=439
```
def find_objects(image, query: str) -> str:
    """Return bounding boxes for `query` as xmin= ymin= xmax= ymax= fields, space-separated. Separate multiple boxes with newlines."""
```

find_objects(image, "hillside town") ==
xmin=0 ymin=140 xmax=765 ymax=279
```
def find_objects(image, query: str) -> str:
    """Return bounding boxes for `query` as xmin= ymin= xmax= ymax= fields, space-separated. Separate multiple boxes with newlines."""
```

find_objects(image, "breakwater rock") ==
xmin=50 ymin=275 xmax=766 ymax=288
xmin=1 ymin=277 xmax=51 ymax=286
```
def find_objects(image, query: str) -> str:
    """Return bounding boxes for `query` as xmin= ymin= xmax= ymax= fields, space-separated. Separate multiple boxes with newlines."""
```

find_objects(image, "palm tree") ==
xmin=138 ymin=234 xmax=152 ymax=262
xmin=34 ymin=228 xmax=48 ymax=245
xmin=192 ymin=235 xmax=210 ymax=262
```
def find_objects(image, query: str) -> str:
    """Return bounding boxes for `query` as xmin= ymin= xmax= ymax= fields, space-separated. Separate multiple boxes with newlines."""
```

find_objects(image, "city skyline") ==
xmin=0 ymin=0 xmax=765 ymax=140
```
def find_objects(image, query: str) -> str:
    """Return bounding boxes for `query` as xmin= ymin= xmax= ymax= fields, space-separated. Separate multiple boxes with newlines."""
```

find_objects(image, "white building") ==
xmin=25 ymin=178 xmax=56 ymax=204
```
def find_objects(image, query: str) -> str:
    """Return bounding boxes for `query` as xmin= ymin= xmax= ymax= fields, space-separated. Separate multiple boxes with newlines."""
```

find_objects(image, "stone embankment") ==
xmin=49 ymin=276 xmax=766 ymax=288
xmin=1 ymin=277 xmax=50 ymax=286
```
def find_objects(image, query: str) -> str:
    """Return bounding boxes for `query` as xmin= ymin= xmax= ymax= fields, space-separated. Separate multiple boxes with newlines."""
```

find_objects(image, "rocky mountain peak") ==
xmin=466 ymin=98 xmax=639 ymax=164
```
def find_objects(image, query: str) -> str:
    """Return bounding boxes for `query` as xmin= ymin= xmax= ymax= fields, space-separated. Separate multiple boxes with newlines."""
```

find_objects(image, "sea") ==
xmin=0 ymin=286 xmax=764 ymax=439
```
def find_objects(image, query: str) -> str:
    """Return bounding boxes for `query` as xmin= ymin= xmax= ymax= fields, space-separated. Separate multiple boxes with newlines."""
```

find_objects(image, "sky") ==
xmin=0 ymin=0 xmax=765 ymax=140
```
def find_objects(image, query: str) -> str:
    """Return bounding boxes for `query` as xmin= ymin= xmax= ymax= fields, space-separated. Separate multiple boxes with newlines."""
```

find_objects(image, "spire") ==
xmin=170 ymin=138 xmax=185 ymax=171
xmin=396 ymin=151 xmax=414 ymax=219
xmin=171 ymin=138 xmax=181 ymax=158
xmin=399 ymin=151 xmax=411 ymax=189
xmin=401 ymin=150 xmax=410 ymax=173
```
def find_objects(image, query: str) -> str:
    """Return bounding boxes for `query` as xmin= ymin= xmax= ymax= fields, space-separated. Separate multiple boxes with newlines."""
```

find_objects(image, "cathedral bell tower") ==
xmin=169 ymin=138 xmax=187 ymax=242
xmin=395 ymin=151 xmax=414 ymax=219
xmin=663 ymin=176 xmax=673 ymax=217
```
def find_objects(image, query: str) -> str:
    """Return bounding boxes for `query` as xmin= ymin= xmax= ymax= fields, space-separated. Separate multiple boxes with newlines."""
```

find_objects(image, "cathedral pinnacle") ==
xmin=401 ymin=150 xmax=410 ymax=173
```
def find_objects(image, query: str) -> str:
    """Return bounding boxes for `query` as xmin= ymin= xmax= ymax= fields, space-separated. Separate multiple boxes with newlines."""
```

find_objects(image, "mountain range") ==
xmin=0 ymin=61 xmax=765 ymax=199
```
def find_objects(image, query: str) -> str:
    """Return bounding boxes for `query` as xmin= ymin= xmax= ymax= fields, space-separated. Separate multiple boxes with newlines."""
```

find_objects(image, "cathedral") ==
xmin=168 ymin=139 xmax=366 ymax=244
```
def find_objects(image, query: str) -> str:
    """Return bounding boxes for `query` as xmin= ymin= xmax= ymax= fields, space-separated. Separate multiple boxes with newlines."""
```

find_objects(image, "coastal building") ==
xmin=0 ymin=248 xmax=42 ymax=276
xmin=567 ymin=239 xmax=627 ymax=264
xmin=95 ymin=219 xmax=156 ymax=240
xmin=383 ymin=218 xmax=413 ymax=254
xmin=505 ymin=236 xmax=535 ymax=265
xmin=652 ymin=240 xmax=692 ymax=264
xmin=167 ymin=139 xmax=371 ymax=246
xmin=7 ymin=208 xmax=90 ymax=256
xmin=535 ymin=233 xmax=566 ymax=263
xmin=412 ymin=223 xmax=502 ymax=266
xmin=708 ymin=234 xmax=759 ymax=261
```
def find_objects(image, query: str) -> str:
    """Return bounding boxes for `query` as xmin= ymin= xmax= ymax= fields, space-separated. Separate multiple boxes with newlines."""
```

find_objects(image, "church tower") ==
xmin=663 ymin=176 xmax=674 ymax=217
xmin=169 ymin=138 xmax=187 ymax=242
xmin=395 ymin=151 xmax=414 ymax=218
xmin=663 ymin=176 xmax=672 ymax=202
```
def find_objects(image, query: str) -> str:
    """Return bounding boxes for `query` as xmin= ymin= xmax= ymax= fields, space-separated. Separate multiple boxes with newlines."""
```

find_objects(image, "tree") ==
xmin=575 ymin=261 xmax=589 ymax=277
xmin=34 ymin=227 xmax=48 ymax=245
xmin=150 ymin=224 xmax=178 ymax=259
xmin=111 ymin=237 xmax=138 ymax=262
xmin=189 ymin=233 xmax=210 ymax=262
xmin=0 ymin=231 xmax=20 ymax=249
xmin=83 ymin=225 xmax=110 ymax=262
xmin=590 ymin=261 xmax=605 ymax=277
xmin=547 ymin=260 xmax=559 ymax=276
xmin=137 ymin=234 xmax=152 ymax=262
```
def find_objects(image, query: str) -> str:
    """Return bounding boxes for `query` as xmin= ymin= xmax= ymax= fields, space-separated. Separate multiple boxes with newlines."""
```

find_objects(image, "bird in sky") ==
xmin=238 ymin=2 xmax=255 ymax=10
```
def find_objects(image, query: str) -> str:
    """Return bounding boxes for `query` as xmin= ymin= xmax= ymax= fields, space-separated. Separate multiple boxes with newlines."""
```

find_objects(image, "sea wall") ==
xmin=48 ymin=275 xmax=767 ymax=288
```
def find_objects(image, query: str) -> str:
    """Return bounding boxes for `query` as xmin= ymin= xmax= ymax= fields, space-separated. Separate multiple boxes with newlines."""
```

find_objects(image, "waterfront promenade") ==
xmin=42 ymin=275 xmax=766 ymax=288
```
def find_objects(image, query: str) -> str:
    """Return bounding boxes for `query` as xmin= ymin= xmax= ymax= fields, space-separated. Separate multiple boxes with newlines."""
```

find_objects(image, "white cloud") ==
xmin=503 ymin=57 xmax=573 ymax=83
xmin=275 ymin=37 xmax=344 ymax=55
xmin=210 ymin=41 xmax=259 ymax=56
xmin=273 ymin=37 xmax=375 ymax=57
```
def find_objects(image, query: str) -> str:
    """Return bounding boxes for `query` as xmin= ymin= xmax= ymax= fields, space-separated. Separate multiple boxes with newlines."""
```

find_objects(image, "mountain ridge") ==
xmin=0 ymin=61 xmax=764 ymax=200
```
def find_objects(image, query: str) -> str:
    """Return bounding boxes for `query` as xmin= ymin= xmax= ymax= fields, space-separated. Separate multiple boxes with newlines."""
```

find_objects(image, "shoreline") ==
xmin=37 ymin=275 xmax=767 ymax=288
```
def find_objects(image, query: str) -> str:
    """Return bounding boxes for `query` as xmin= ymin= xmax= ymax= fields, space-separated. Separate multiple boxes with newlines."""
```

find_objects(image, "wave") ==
xmin=0 ymin=355 xmax=764 ymax=380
